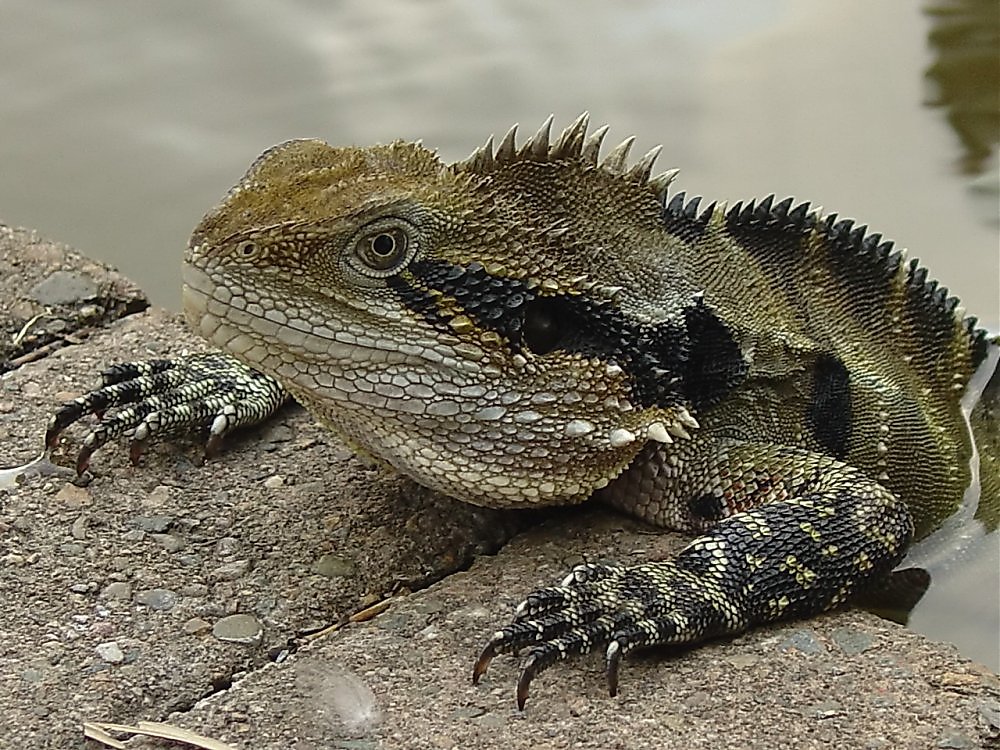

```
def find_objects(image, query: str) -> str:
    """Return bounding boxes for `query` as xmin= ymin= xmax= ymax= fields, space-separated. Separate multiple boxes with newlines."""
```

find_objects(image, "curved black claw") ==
xmin=47 ymin=353 xmax=289 ymax=471
xmin=473 ymin=561 xmax=732 ymax=709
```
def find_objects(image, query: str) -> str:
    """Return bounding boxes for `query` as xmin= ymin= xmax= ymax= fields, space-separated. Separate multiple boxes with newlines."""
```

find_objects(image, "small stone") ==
xmin=135 ymin=588 xmax=178 ymax=611
xmin=183 ymin=617 xmax=212 ymax=635
xmin=211 ymin=559 xmax=252 ymax=581
xmin=59 ymin=543 xmax=84 ymax=556
xmin=212 ymin=614 xmax=263 ymax=645
xmin=312 ymin=554 xmax=357 ymax=578
xmin=69 ymin=583 xmax=89 ymax=594
xmin=150 ymin=533 xmax=186 ymax=552
xmin=179 ymin=583 xmax=209 ymax=598
xmin=143 ymin=485 xmax=173 ymax=508
xmin=95 ymin=641 xmax=124 ymax=664
xmin=831 ymin=627 xmax=874 ymax=655
xmin=29 ymin=270 xmax=99 ymax=305
xmin=20 ymin=667 xmax=46 ymax=683
xmin=215 ymin=537 xmax=242 ymax=557
xmin=936 ymin=728 xmax=974 ymax=748
xmin=802 ymin=700 xmax=843 ymax=719
xmin=683 ymin=691 xmax=711 ymax=709
xmin=780 ymin=629 xmax=825 ymax=655
xmin=725 ymin=654 xmax=759 ymax=669
xmin=132 ymin=515 xmax=174 ymax=533
xmin=70 ymin=515 xmax=88 ymax=540
xmin=101 ymin=582 xmax=132 ymax=600
xmin=263 ymin=474 xmax=285 ymax=489
xmin=54 ymin=483 xmax=92 ymax=509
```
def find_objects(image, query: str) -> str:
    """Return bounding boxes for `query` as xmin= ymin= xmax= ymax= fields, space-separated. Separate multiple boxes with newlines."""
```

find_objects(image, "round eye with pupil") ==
xmin=371 ymin=233 xmax=396 ymax=257
xmin=356 ymin=227 xmax=409 ymax=273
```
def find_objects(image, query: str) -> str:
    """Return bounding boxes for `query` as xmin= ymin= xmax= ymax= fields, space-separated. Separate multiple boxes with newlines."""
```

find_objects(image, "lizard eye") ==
xmin=354 ymin=227 xmax=410 ymax=274
xmin=236 ymin=240 xmax=260 ymax=259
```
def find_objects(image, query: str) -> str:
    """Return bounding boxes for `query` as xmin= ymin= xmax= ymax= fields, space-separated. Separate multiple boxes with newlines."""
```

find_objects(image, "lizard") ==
xmin=46 ymin=114 xmax=999 ymax=709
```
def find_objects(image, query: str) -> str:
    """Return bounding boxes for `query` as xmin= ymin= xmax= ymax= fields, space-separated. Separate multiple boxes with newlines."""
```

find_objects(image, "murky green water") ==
xmin=1 ymin=0 xmax=996 ymax=669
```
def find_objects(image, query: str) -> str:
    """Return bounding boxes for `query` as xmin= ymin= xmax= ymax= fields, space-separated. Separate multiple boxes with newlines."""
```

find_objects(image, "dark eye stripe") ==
xmin=393 ymin=258 xmax=748 ymax=410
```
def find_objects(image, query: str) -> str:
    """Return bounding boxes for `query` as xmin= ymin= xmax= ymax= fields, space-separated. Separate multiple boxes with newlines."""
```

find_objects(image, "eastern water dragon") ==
xmin=46 ymin=115 xmax=999 ymax=708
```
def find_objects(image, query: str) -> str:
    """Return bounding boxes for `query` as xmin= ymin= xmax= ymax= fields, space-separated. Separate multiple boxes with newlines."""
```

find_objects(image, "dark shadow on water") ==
xmin=923 ymin=0 xmax=1000 ymax=174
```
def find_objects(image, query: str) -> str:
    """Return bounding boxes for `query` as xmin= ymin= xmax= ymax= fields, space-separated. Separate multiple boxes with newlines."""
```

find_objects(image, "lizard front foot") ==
xmin=46 ymin=353 xmax=289 ymax=472
xmin=473 ymin=560 xmax=737 ymax=709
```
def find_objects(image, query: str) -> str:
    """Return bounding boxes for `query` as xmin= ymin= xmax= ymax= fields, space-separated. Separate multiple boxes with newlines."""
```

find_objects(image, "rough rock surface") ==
xmin=0 ymin=225 xmax=147 ymax=371
xmin=0 ymin=225 xmax=997 ymax=749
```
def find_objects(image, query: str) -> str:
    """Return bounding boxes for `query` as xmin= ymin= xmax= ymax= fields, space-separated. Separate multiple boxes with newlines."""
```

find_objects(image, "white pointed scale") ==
xmin=646 ymin=421 xmax=674 ymax=444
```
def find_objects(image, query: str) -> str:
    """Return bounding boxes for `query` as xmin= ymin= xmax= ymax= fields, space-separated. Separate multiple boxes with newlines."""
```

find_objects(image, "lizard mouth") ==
xmin=183 ymin=261 xmax=449 ymax=370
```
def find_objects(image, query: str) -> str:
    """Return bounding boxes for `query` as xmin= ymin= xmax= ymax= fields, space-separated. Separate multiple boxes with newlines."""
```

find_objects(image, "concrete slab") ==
xmin=0 ymin=229 xmax=996 ymax=749
xmin=128 ymin=511 xmax=1000 ymax=750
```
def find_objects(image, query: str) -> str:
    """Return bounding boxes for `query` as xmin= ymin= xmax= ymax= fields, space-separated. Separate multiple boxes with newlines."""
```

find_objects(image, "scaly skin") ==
xmin=49 ymin=115 xmax=998 ymax=708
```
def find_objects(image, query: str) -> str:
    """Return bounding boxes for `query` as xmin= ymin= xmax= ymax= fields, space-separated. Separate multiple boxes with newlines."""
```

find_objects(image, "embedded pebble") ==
xmin=132 ymin=515 xmax=173 ymax=533
xmin=101 ymin=582 xmax=132 ymax=600
xmin=134 ymin=588 xmax=177 ymax=611
xmin=312 ymin=554 xmax=357 ymax=578
xmin=212 ymin=559 xmax=252 ymax=580
xmin=215 ymin=537 xmax=242 ymax=557
xmin=832 ymin=627 xmax=874 ymax=655
xmin=801 ymin=700 xmax=843 ymax=719
xmin=151 ymin=533 xmax=186 ymax=552
xmin=936 ymin=728 xmax=974 ymax=748
xmin=70 ymin=516 xmax=87 ymax=540
xmin=780 ymin=629 xmax=825 ymax=655
xmin=183 ymin=617 xmax=212 ymax=635
xmin=94 ymin=641 xmax=124 ymax=664
xmin=143 ymin=485 xmax=173 ymax=508
xmin=263 ymin=474 xmax=285 ymax=489
xmin=212 ymin=614 xmax=262 ymax=645
xmin=54 ymin=483 xmax=91 ymax=508
xmin=29 ymin=270 xmax=99 ymax=305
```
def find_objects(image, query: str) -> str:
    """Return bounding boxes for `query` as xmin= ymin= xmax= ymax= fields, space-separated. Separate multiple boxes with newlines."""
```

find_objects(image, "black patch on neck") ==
xmin=807 ymin=354 xmax=852 ymax=458
xmin=402 ymin=259 xmax=747 ymax=411
xmin=679 ymin=298 xmax=749 ymax=409
xmin=688 ymin=492 xmax=725 ymax=524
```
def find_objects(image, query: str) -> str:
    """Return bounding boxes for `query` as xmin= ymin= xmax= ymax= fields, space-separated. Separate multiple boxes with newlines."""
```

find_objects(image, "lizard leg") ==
xmin=46 ymin=352 xmax=289 ymax=472
xmin=473 ymin=441 xmax=914 ymax=709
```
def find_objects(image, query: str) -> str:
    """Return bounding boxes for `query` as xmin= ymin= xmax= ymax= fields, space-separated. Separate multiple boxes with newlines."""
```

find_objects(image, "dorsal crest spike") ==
xmin=626 ymin=145 xmax=663 ymax=183
xmin=648 ymin=168 xmax=680 ymax=199
xmin=453 ymin=134 xmax=495 ymax=174
xmin=551 ymin=112 xmax=590 ymax=160
xmin=519 ymin=115 xmax=554 ymax=161
xmin=581 ymin=125 xmax=609 ymax=165
xmin=496 ymin=123 xmax=519 ymax=163
xmin=601 ymin=136 xmax=636 ymax=174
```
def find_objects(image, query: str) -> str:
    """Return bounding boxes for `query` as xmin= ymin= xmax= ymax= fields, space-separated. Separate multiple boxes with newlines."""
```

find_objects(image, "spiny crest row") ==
xmin=450 ymin=113 xmax=680 ymax=198
xmin=679 ymin=194 xmax=985 ymax=346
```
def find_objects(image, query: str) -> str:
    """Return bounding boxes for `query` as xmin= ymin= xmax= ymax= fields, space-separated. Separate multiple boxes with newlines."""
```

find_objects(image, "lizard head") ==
xmin=183 ymin=114 xmax=741 ymax=507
